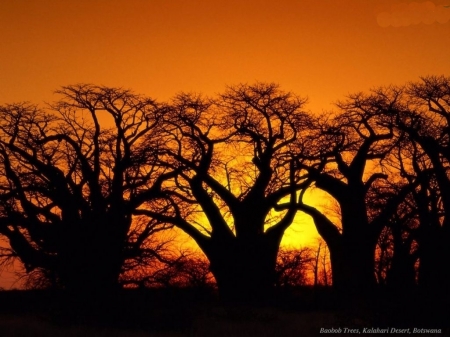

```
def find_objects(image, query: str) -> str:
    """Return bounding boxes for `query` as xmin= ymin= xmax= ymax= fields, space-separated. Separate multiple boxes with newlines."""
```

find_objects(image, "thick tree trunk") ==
xmin=59 ymin=226 xmax=124 ymax=294
xmin=301 ymin=200 xmax=378 ymax=297
xmin=331 ymin=201 xmax=378 ymax=298
xmin=205 ymin=235 xmax=280 ymax=303
xmin=386 ymin=253 xmax=416 ymax=291
xmin=418 ymin=229 xmax=450 ymax=295
xmin=325 ymin=224 xmax=378 ymax=306
xmin=329 ymin=237 xmax=377 ymax=295
xmin=386 ymin=228 xmax=416 ymax=290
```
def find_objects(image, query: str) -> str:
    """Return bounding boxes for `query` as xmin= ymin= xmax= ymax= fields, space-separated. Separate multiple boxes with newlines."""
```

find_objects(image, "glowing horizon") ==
xmin=0 ymin=0 xmax=449 ymax=288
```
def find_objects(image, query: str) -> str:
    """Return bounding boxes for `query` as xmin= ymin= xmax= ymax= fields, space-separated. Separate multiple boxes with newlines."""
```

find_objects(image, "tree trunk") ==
xmin=59 ymin=226 xmax=124 ymax=294
xmin=418 ymin=229 xmax=450 ymax=294
xmin=386 ymin=226 xmax=416 ymax=290
xmin=313 ymin=243 xmax=321 ymax=287
xmin=205 ymin=234 xmax=279 ymax=303
xmin=328 ymin=235 xmax=377 ymax=302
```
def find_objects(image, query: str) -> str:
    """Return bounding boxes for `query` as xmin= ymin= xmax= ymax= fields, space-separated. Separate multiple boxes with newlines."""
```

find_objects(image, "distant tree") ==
xmin=0 ymin=86 xmax=177 ymax=293
xmin=309 ymin=238 xmax=332 ymax=287
xmin=121 ymin=250 xmax=215 ymax=289
xmin=318 ymin=239 xmax=332 ymax=286
xmin=275 ymin=247 xmax=314 ymax=288
xmin=173 ymin=255 xmax=215 ymax=288
xmin=18 ymin=267 xmax=61 ymax=290
xmin=312 ymin=241 xmax=321 ymax=287
xmin=141 ymin=83 xmax=313 ymax=301
xmin=119 ymin=217 xmax=181 ymax=288
xmin=157 ymin=254 xmax=215 ymax=288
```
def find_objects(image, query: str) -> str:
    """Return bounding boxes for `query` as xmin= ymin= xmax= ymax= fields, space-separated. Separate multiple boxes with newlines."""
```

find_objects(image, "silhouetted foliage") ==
xmin=0 ymin=76 xmax=449 ymax=306
xmin=275 ymin=247 xmax=314 ymax=288
xmin=297 ymin=75 xmax=450 ymax=298
xmin=140 ymin=83 xmax=313 ymax=301
xmin=282 ymin=86 xmax=417 ymax=297
xmin=310 ymin=239 xmax=332 ymax=287
xmin=382 ymin=75 xmax=450 ymax=294
xmin=119 ymin=247 xmax=215 ymax=289
xmin=0 ymin=86 xmax=177 ymax=292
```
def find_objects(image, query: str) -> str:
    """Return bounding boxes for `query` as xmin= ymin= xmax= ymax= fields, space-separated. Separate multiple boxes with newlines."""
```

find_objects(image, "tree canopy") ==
xmin=0 ymin=76 xmax=449 ymax=303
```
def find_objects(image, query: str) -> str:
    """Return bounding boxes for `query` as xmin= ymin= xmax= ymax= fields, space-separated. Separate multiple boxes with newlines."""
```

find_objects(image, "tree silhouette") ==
xmin=286 ymin=87 xmax=420 ymax=297
xmin=310 ymin=238 xmax=332 ymax=287
xmin=121 ymin=251 xmax=215 ymax=289
xmin=275 ymin=247 xmax=314 ymax=288
xmin=140 ymin=83 xmax=313 ymax=301
xmin=0 ymin=77 xmax=448 ymax=308
xmin=373 ymin=189 xmax=418 ymax=290
xmin=384 ymin=76 xmax=450 ymax=294
xmin=0 ymin=86 xmax=177 ymax=293
xmin=297 ymin=77 xmax=449 ymax=298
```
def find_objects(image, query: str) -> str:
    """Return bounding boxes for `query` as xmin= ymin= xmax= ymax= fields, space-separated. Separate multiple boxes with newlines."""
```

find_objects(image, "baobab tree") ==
xmin=0 ymin=86 xmax=177 ymax=292
xmin=140 ymin=83 xmax=313 ymax=301
xmin=292 ymin=77 xmax=449 ymax=298
xmin=373 ymin=188 xmax=418 ymax=290
xmin=283 ymin=86 xmax=419 ymax=296
xmin=389 ymin=76 xmax=450 ymax=293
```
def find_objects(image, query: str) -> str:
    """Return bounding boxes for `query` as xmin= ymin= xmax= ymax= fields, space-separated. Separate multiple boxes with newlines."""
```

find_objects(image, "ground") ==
xmin=0 ymin=288 xmax=447 ymax=337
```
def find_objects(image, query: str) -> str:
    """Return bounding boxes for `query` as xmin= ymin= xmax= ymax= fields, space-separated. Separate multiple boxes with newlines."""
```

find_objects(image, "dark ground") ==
xmin=0 ymin=287 xmax=448 ymax=336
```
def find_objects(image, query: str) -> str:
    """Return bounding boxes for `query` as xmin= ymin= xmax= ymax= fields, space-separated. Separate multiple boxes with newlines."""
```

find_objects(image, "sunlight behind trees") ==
xmin=0 ymin=76 xmax=449 ymax=304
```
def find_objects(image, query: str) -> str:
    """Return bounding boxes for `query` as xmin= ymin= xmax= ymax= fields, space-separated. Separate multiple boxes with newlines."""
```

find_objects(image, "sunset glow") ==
xmin=0 ymin=0 xmax=449 ymax=289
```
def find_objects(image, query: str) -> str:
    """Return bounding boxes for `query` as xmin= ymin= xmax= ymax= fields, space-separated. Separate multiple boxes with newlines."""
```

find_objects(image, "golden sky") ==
xmin=0 ymin=0 xmax=449 ymax=287
xmin=2 ymin=0 xmax=449 ymax=108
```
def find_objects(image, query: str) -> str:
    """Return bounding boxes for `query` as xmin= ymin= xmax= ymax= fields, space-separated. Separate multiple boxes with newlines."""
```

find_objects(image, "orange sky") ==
xmin=1 ymin=0 xmax=449 ymax=288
